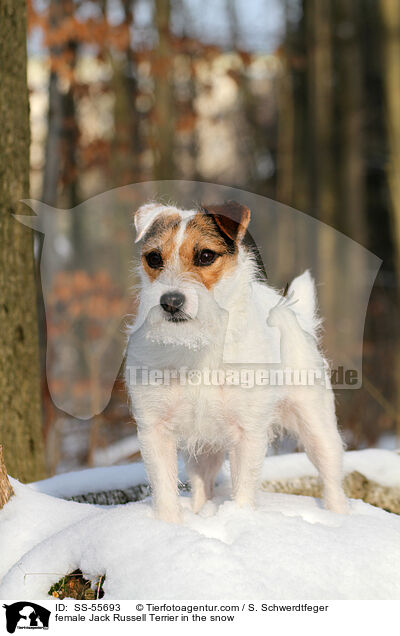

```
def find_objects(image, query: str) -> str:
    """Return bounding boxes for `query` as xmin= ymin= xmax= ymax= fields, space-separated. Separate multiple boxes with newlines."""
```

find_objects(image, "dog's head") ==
xmin=132 ymin=201 xmax=251 ymax=349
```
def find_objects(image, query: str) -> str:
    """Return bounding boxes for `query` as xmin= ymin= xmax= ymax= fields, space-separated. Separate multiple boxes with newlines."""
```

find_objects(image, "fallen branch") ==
xmin=261 ymin=471 xmax=400 ymax=514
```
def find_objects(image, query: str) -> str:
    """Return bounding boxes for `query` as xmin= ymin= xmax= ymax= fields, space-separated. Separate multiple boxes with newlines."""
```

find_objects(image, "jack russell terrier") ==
xmin=125 ymin=201 xmax=348 ymax=523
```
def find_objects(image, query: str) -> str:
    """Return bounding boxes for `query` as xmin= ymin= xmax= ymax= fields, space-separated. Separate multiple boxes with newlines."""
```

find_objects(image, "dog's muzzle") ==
xmin=160 ymin=291 xmax=188 ymax=321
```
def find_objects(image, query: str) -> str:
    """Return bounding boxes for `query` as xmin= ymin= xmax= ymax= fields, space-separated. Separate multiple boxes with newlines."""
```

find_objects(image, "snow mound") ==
xmin=1 ymin=477 xmax=400 ymax=600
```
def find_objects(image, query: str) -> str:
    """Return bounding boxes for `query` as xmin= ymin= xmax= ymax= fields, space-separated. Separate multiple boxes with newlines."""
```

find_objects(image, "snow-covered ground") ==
xmin=1 ymin=450 xmax=400 ymax=600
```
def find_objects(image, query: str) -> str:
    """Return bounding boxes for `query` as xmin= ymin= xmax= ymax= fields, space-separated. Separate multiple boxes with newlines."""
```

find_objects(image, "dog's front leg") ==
xmin=231 ymin=431 xmax=268 ymax=508
xmin=137 ymin=424 xmax=181 ymax=523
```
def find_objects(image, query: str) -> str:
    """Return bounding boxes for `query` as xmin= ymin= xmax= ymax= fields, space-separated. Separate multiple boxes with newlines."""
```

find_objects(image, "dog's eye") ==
xmin=197 ymin=249 xmax=218 ymax=266
xmin=145 ymin=251 xmax=163 ymax=269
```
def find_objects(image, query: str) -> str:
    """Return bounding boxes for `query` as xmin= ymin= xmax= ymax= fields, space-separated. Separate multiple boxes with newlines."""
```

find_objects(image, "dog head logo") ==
xmin=3 ymin=602 xmax=50 ymax=633
xmin=13 ymin=182 xmax=382 ymax=398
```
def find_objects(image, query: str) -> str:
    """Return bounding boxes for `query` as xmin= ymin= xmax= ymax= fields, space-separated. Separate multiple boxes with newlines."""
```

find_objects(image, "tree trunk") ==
xmin=43 ymin=0 xmax=81 ymax=260
xmin=380 ymin=0 xmax=400 ymax=439
xmin=110 ymin=0 xmax=142 ymax=185
xmin=275 ymin=1 xmax=303 ymax=283
xmin=335 ymin=0 xmax=368 ymax=364
xmin=306 ymin=0 xmax=337 ymax=354
xmin=337 ymin=0 xmax=366 ymax=246
xmin=306 ymin=0 xmax=335 ymax=224
xmin=0 ymin=446 xmax=14 ymax=509
xmin=153 ymin=0 xmax=175 ymax=180
xmin=0 ymin=0 xmax=46 ymax=482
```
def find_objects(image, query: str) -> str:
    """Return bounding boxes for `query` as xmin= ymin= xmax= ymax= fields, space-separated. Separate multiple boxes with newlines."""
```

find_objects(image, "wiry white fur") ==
xmin=134 ymin=202 xmax=195 ymax=243
xmin=125 ymin=204 xmax=348 ymax=523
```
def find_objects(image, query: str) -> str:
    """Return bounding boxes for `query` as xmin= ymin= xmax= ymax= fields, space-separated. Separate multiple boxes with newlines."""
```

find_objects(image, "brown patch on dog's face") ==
xmin=141 ymin=213 xmax=181 ymax=281
xmin=140 ymin=202 xmax=251 ymax=288
xmin=178 ymin=213 xmax=239 ymax=288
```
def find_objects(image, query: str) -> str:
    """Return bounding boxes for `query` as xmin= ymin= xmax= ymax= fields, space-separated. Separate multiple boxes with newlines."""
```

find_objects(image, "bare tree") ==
xmin=0 ymin=0 xmax=46 ymax=481
xmin=380 ymin=0 xmax=400 ymax=438
xmin=153 ymin=0 xmax=175 ymax=180
xmin=306 ymin=0 xmax=337 ymax=354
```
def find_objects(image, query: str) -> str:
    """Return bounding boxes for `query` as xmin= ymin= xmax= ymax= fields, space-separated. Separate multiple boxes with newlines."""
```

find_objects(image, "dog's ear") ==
xmin=134 ymin=203 xmax=166 ymax=243
xmin=203 ymin=201 xmax=250 ymax=242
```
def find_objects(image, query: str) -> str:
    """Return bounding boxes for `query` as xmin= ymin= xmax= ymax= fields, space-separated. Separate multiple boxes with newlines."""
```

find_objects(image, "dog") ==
xmin=125 ymin=201 xmax=348 ymax=523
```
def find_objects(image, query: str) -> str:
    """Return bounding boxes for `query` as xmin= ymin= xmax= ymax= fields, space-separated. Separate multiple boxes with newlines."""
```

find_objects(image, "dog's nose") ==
xmin=160 ymin=291 xmax=185 ymax=315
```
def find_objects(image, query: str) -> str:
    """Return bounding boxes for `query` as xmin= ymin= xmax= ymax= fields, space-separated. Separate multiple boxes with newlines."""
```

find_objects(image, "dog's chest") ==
xmin=151 ymin=382 xmax=247 ymax=450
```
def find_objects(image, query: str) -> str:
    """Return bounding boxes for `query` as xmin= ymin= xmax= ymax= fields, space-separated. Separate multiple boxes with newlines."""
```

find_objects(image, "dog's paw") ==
xmin=155 ymin=506 xmax=183 ymax=524
xmin=234 ymin=494 xmax=256 ymax=509
xmin=325 ymin=492 xmax=349 ymax=514
xmin=191 ymin=492 xmax=208 ymax=514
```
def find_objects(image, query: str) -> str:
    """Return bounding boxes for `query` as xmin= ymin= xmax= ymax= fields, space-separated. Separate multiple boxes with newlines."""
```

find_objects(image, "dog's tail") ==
xmin=265 ymin=270 xmax=324 ymax=369
xmin=287 ymin=270 xmax=322 ymax=338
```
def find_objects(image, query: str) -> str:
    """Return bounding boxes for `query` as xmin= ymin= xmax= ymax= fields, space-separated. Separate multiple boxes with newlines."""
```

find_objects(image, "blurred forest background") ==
xmin=7 ymin=0 xmax=400 ymax=477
